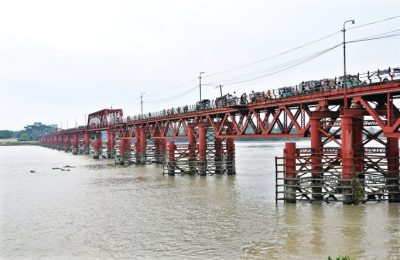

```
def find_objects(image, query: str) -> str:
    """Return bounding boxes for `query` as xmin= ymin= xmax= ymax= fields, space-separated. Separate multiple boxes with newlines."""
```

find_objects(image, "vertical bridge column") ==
xmin=72 ymin=134 xmax=79 ymax=154
xmin=93 ymin=132 xmax=102 ymax=159
xmin=310 ymin=114 xmax=322 ymax=200
xmin=167 ymin=141 xmax=176 ymax=175
xmin=52 ymin=136 xmax=57 ymax=149
xmin=107 ymin=129 xmax=115 ymax=159
xmin=387 ymin=138 xmax=400 ymax=202
xmin=140 ymin=127 xmax=146 ymax=164
xmin=118 ymin=131 xmax=131 ymax=165
xmin=226 ymin=123 xmax=236 ymax=175
xmin=135 ymin=128 xmax=141 ymax=164
xmin=57 ymin=136 xmax=63 ymax=150
xmin=154 ymin=139 xmax=161 ymax=163
xmin=154 ymin=139 xmax=167 ymax=164
xmin=198 ymin=123 xmax=207 ymax=175
xmin=84 ymin=132 xmax=90 ymax=154
xmin=340 ymin=109 xmax=364 ymax=204
xmin=64 ymin=135 xmax=71 ymax=152
xmin=160 ymin=139 xmax=167 ymax=163
xmin=284 ymin=142 xmax=297 ymax=203
xmin=214 ymin=137 xmax=223 ymax=174
xmin=187 ymin=125 xmax=196 ymax=174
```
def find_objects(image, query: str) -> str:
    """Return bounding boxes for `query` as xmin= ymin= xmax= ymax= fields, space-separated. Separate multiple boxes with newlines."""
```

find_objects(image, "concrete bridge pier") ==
xmin=117 ymin=136 xmax=131 ymax=165
xmin=167 ymin=141 xmax=176 ymax=175
xmin=72 ymin=134 xmax=79 ymax=154
xmin=57 ymin=136 xmax=63 ymax=150
xmin=310 ymin=114 xmax=323 ymax=200
xmin=340 ymin=109 xmax=364 ymax=204
xmin=160 ymin=139 xmax=167 ymax=163
xmin=134 ymin=129 xmax=141 ymax=164
xmin=187 ymin=125 xmax=196 ymax=174
xmin=284 ymin=142 xmax=297 ymax=203
xmin=226 ymin=123 xmax=236 ymax=175
xmin=84 ymin=133 xmax=90 ymax=154
xmin=116 ymin=137 xmax=125 ymax=165
xmin=198 ymin=123 xmax=207 ymax=176
xmin=107 ymin=130 xmax=115 ymax=159
xmin=139 ymin=128 xmax=147 ymax=164
xmin=214 ymin=137 xmax=223 ymax=174
xmin=64 ymin=135 xmax=71 ymax=152
xmin=154 ymin=139 xmax=167 ymax=164
xmin=93 ymin=132 xmax=102 ymax=159
xmin=51 ymin=137 xmax=56 ymax=149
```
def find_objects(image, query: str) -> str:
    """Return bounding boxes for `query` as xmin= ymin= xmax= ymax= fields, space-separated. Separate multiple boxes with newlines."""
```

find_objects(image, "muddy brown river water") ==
xmin=0 ymin=142 xmax=399 ymax=259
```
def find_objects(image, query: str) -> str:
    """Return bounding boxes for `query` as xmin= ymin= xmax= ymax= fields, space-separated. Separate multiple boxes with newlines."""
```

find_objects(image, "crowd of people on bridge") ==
xmin=127 ymin=67 xmax=399 ymax=122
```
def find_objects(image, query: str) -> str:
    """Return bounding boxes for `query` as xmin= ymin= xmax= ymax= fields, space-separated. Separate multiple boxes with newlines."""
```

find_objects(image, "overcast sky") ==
xmin=0 ymin=0 xmax=399 ymax=130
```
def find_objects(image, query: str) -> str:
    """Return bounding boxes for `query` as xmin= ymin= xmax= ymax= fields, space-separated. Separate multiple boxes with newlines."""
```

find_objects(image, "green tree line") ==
xmin=0 ymin=122 xmax=57 ymax=141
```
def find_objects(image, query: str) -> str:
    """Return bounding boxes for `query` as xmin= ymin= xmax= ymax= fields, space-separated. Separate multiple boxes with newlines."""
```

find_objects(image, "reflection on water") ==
xmin=0 ymin=143 xmax=399 ymax=259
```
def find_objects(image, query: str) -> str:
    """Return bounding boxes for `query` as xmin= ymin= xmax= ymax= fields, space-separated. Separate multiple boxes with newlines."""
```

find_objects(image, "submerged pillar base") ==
xmin=167 ymin=161 xmax=176 ymax=175
xmin=93 ymin=149 xmax=100 ymax=159
xmin=198 ymin=161 xmax=207 ymax=176
xmin=107 ymin=150 xmax=115 ymax=159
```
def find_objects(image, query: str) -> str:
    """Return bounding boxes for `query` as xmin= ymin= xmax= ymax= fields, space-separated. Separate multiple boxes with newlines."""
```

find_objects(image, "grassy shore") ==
xmin=0 ymin=139 xmax=39 ymax=146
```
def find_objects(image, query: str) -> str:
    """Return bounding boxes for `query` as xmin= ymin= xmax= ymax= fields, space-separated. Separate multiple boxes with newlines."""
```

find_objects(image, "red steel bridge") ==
xmin=40 ymin=68 xmax=400 ymax=204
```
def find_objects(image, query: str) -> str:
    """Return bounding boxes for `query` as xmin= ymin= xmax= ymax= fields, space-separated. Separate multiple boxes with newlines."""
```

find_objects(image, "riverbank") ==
xmin=0 ymin=139 xmax=39 ymax=146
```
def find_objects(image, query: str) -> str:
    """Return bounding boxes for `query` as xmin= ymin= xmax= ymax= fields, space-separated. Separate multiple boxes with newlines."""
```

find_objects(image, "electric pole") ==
xmin=141 ymin=92 xmax=146 ymax=119
xmin=199 ymin=72 xmax=205 ymax=102
xmin=342 ymin=19 xmax=355 ymax=108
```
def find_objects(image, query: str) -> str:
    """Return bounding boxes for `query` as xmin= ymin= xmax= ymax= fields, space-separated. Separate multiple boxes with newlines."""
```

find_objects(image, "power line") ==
xmin=146 ymin=85 xmax=199 ymax=104
xmin=204 ymin=15 xmax=400 ymax=79
xmin=144 ymin=77 xmax=198 ymax=98
xmin=348 ymin=33 xmax=400 ymax=44
xmin=204 ymin=30 xmax=341 ymax=77
xmin=220 ymin=44 xmax=342 ymax=86
xmin=137 ymin=16 xmax=400 ymax=106
xmin=204 ymin=43 xmax=341 ymax=86
xmin=348 ymin=15 xmax=400 ymax=31
xmin=205 ymin=46 xmax=337 ymax=85
xmin=352 ymin=27 xmax=400 ymax=39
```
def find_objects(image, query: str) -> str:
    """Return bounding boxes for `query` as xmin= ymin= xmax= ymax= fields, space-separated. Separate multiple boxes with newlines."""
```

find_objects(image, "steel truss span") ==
xmin=39 ymin=68 xmax=400 ymax=204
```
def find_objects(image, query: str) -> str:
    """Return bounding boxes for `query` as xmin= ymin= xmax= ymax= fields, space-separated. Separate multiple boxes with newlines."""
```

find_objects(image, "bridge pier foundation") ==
xmin=154 ymin=139 xmax=161 ymax=163
xmin=107 ymin=130 xmax=115 ymax=159
xmin=198 ymin=123 xmax=207 ymax=176
xmin=226 ymin=124 xmax=236 ymax=175
xmin=134 ymin=129 xmax=141 ymax=164
xmin=72 ymin=134 xmax=78 ymax=154
xmin=310 ymin=115 xmax=323 ymax=200
xmin=117 ymin=135 xmax=131 ymax=165
xmin=139 ymin=128 xmax=146 ymax=164
xmin=188 ymin=125 xmax=196 ymax=174
xmin=154 ymin=139 xmax=166 ymax=164
xmin=57 ymin=136 xmax=63 ymax=150
xmin=284 ymin=142 xmax=297 ymax=203
xmin=64 ymin=135 xmax=71 ymax=152
xmin=215 ymin=137 xmax=223 ymax=174
xmin=341 ymin=109 xmax=364 ymax=204
xmin=84 ymin=133 xmax=90 ymax=154
xmin=93 ymin=132 xmax=102 ymax=159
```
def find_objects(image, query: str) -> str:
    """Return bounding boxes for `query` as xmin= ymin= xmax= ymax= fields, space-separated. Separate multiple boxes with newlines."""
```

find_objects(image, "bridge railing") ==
xmin=126 ymin=67 xmax=400 ymax=123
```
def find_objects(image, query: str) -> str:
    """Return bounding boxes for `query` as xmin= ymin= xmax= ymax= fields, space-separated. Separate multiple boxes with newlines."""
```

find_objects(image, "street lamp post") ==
xmin=199 ymin=72 xmax=205 ymax=102
xmin=342 ymin=19 xmax=355 ymax=109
